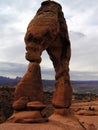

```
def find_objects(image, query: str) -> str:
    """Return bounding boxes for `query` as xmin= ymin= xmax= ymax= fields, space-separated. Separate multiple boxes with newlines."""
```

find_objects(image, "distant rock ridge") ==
xmin=0 ymin=76 xmax=98 ymax=94
xmin=0 ymin=76 xmax=21 ymax=86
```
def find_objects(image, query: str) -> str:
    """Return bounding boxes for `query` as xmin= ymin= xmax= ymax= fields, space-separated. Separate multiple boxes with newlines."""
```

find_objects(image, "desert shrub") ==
xmin=88 ymin=106 xmax=95 ymax=111
xmin=0 ymin=86 xmax=14 ymax=123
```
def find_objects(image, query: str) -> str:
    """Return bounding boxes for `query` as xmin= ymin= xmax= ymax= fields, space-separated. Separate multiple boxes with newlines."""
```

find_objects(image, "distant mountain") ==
xmin=72 ymin=80 xmax=98 ymax=94
xmin=0 ymin=76 xmax=21 ymax=86
xmin=0 ymin=76 xmax=98 ymax=94
xmin=43 ymin=80 xmax=98 ymax=94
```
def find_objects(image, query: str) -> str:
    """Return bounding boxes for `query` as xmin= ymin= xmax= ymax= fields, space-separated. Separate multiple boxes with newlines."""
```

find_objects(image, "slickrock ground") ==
xmin=0 ymin=101 xmax=98 ymax=130
xmin=0 ymin=113 xmax=85 ymax=130
xmin=71 ymin=100 xmax=98 ymax=130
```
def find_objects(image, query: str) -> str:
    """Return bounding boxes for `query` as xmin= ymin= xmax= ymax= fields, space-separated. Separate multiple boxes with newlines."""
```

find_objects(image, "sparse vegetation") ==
xmin=73 ymin=93 xmax=98 ymax=101
xmin=0 ymin=86 xmax=15 ymax=123
xmin=89 ymin=106 xmax=95 ymax=111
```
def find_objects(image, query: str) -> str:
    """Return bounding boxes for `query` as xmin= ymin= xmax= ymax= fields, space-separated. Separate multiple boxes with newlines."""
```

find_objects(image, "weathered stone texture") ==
xmin=8 ymin=0 xmax=73 ymax=124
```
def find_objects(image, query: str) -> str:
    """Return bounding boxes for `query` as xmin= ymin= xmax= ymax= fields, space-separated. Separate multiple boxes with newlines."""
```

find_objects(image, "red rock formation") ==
xmin=24 ymin=0 xmax=72 ymax=109
xmin=14 ymin=63 xmax=43 ymax=103
xmin=8 ymin=0 xmax=72 ymax=123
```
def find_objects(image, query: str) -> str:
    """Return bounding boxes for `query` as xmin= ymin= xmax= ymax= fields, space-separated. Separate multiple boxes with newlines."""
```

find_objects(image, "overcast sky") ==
xmin=0 ymin=0 xmax=98 ymax=80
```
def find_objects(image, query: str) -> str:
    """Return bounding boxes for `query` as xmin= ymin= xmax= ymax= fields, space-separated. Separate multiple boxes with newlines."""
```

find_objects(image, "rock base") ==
xmin=0 ymin=114 xmax=85 ymax=130
xmin=7 ymin=111 xmax=47 ymax=123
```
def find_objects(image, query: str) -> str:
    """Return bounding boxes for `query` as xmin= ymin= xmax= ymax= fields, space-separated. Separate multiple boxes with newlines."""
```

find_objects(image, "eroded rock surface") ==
xmin=0 ymin=113 xmax=85 ymax=130
xmin=8 ymin=0 xmax=72 ymax=124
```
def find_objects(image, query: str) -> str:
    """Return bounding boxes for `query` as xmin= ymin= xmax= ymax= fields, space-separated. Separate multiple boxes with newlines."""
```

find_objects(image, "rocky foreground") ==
xmin=0 ymin=112 xmax=85 ymax=130
xmin=0 ymin=100 xmax=98 ymax=130
xmin=0 ymin=87 xmax=98 ymax=130
xmin=71 ymin=100 xmax=98 ymax=129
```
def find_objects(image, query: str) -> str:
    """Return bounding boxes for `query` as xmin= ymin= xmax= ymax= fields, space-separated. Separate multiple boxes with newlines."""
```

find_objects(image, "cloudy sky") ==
xmin=0 ymin=0 xmax=98 ymax=80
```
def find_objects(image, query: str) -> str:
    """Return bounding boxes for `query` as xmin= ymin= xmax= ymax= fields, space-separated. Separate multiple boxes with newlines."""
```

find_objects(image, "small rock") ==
xmin=27 ymin=101 xmax=46 ymax=110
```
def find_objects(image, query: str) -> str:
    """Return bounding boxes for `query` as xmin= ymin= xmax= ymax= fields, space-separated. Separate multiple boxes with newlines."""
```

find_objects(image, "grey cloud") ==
xmin=0 ymin=7 xmax=19 ymax=26
xmin=70 ymin=71 xmax=98 ymax=81
xmin=41 ymin=67 xmax=55 ymax=80
xmin=42 ymin=66 xmax=98 ymax=81
xmin=70 ymin=33 xmax=98 ymax=72
xmin=87 ymin=8 xmax=98 ymax=26
xmin=2 ymin=45 xmax=25 ymax=62
xmin=0 ymin=28 xmax=26 ymax=63
xmin=0 ymin=0 xmax=41 ymax=12
xmin=69 ymin=31 xmax=85 ymax=41
xmin=0 ymin=61 xmax=27 ymax=78
xmin=59 ymin=0 xmax=97 ymax=12
xmin=0 ymin=62 xmax=97 ymax=80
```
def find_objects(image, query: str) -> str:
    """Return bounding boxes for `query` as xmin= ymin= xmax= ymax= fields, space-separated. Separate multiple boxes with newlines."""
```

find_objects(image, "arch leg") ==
xmin=7 ymin=62 xmax=48 ymax=123
xmin=47 ymin=47 xmax=72 ymax=110
xmin=14 ymin=62 xmax=44 ymax=104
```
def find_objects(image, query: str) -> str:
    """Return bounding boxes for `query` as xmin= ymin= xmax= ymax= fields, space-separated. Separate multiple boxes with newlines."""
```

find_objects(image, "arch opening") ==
xmin=41 ymin=50 xmax=55 ymax=80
